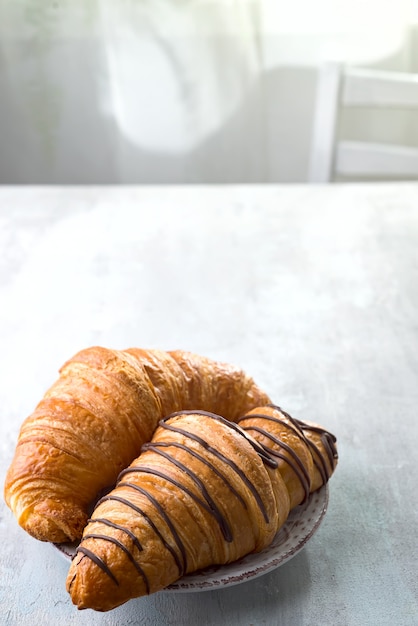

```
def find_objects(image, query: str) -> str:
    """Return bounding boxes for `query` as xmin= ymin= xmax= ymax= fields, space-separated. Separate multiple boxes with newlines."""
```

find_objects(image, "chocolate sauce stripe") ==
xmin=242 ymin=425 xmax=311 ymax=483
xmin=288 ymin=416 xmax=338 ymax=471
xmin=299 ymin=426 xmax=337 ymax=482
xmin=296 ymin=419 xmax=338 ymax=443
xmin=76 ymin=546 xmax=119 ymax=586
xmin=294 ymin=419 xmax=338 ymax=464
xmin=237 ymin=411 xmax=316 ymax=482
xmin=266 ymin=405 xmax=313 ymax=442
xmin=81 ymin=533 xmax=150 ymax=594
xmin=314 ymin=430 xmax=338 ymax=466
xmin=266 ymin=404 xmax=308 ymax=432
xmin=162 ymin=410 xmax=278 ymax=469
xmin=241 ymin=425 xmax=311 ymax=502
xmin=116 ymin=481 xmax=188 ymax=571
xmin=238 ymin=412 xmax=305 ymax=441
xmin=137 ymin=446 xmax=234 ymax=541
xmin=324 ymin=432 xmax=338 ymax=463
xmin=119 ymin=466 xmax=233 ymax=542
xmin=143 ymin=441 xmax=247 ymax=510
xmin=241 ymin=411 xmax=314 ymax=453
xmin=157 ymin=419 xmax=270 ymax=523
xmin=267 ymin=407 xmax=337 ymax=466
xmin=306 ymin=438 xmax=329 ymax=483
xmin=96 ymin=493 xmax=184 ymax=575
xmin=87 ymin=517 xmax=143 ymax=553
xmin=238 ymin=407 xmax=337 ymax=487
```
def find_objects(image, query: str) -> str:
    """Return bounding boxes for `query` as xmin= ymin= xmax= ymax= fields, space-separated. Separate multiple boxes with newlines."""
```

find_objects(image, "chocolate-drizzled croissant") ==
xmin=4 ymin=347 xmax=270 ymax=543
xmin=67 ymin=406 xmax=337 ymax=612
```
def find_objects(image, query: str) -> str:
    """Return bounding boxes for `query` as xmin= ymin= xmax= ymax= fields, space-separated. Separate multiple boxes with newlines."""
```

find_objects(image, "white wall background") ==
xmin=0 ymin=1 xmax=417 ymax=184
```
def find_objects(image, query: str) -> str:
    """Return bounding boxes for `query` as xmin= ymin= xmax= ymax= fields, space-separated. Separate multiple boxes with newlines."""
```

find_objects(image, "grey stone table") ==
xmin=0 ymin=184 xmax=417 ymax=625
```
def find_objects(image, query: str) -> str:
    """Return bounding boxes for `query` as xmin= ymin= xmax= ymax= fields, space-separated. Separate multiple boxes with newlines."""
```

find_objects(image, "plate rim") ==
xmin=53 ymin=485 xmax=329 ymax=593
xmin=165 ymin=484 xmax=329 ymax=592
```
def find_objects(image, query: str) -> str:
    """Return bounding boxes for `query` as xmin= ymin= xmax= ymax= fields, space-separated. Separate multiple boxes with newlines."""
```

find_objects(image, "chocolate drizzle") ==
xmin=142 ymin=441 xmax=247 ymax=509
xmin=115 ymin=480 xmax=188 ymax=573
xmin=76 ymin=546 xmax=119 ymax=586
xmin=155 ymin=411 xmax=273 ymax=521
xmin=240 ymin=423 xmax=312 ymax=503
xmin=237 ymin=404 xmax=338 ymax=500
xmin=81 ymin=533 xmax=150 ymax=594
xmin=120 ymin=457 xmax=234 ymax=543
xmin=163 ymin=410 xmax=279 ymax=470
xmin=95 ymin=493 xmax=184 ymax=575
xmin=87 ymin=517 xmax=143 ymax=552
xmin=74 ymin=406 xmax=337 ymax=591
xmin=296 ymin=421 xmax=338 ymax=482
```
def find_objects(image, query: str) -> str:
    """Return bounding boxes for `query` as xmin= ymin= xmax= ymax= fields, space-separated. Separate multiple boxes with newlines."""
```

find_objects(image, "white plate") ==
xmin=54 ymin=485 xmax=328 ymax=592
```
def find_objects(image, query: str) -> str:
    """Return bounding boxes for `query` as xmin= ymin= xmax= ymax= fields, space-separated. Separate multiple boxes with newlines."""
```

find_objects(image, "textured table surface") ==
xmin=0 ymin=184 xmax=417 ymax=625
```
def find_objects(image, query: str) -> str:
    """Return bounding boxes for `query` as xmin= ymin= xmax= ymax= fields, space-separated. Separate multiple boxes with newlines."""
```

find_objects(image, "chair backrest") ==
xmin=308 ymin=63 xmax=418 ymax=183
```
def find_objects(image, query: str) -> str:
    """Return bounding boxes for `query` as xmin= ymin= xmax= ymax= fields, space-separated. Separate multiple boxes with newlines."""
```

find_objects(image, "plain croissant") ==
xmin=4 ymin=347 xmax=270 ymax=543
xmin=67 ymin=405 xmax=338 ymax=611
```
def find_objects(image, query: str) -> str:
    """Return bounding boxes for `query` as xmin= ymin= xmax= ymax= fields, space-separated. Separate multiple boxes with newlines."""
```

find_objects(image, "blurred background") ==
xmin=1 ymin=0 xmax=418 ymax=184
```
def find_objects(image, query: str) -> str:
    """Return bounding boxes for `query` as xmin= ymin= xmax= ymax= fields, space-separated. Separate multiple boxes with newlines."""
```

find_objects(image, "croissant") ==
xmin=67 ymin=405 xmax=337 ymax=611
xmin=4 ymin=347 xmax=270 ymax=543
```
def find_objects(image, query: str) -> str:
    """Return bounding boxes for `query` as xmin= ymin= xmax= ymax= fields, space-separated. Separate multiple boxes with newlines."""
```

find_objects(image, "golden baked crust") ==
xmin=4 ymin=347 xmax=270 ymax=542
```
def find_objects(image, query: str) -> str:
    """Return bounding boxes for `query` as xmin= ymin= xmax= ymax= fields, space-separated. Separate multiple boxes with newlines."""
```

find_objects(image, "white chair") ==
xmin=308 ymin=63 xmax=418 ymax=182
